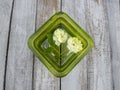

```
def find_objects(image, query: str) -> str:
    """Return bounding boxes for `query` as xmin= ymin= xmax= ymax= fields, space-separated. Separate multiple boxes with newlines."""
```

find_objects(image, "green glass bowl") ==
xmin=28 ymin=12 xmax=94 ymax=77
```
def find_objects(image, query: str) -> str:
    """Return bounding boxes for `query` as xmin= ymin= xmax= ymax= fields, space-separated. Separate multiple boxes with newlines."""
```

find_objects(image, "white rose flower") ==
xmin=53 ymin=28 xmax=68 ymax=46
xmin=67 ymin=37 xmax=83 ymax=53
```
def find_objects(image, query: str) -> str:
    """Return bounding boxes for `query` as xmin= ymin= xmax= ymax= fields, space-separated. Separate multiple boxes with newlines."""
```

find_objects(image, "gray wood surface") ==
xmin=5 ymin=0 xmax=36 ymax=90
xmin=62 ymin=0 xmax=113 ymax=90
xmin=0 ymin=0 xmax=120 ymax=90
xmin=33 ymin=0 xmax=60 ymax=90
xmin=85 ymin=0 xmax=113 ymax=90
xmin=61 ymin=0 xmax=88 ymax=90
xmin=0 ymin=0 xmax=13 ymax=90
xmin=107 ymin=0 xmax=120 ymax=90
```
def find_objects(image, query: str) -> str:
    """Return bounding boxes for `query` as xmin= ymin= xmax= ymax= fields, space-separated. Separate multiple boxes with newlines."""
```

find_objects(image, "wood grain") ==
xmin=0 ymin=0 xmax=119 ymax=90
xmin=0 ymin=0 xmax=13 ymax=90
xmin=62 ymin=0 xmax=113 ymax=90
xmin=61 ymin=0 xmax=88 ymax=90
xmin=85 ymin=0 xmax=113 ymax=90
xmin=107 ymin=0 xmax=120 ymax=90
xmin=5 ymin=0 xmax=36 ymax=90
xmin=33 ymin=0 xmax=60 ymax=90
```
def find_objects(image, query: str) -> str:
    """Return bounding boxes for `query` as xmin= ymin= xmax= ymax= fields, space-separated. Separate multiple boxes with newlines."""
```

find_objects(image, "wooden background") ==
xmin=0 ymin=0 xmax=120 ymax=90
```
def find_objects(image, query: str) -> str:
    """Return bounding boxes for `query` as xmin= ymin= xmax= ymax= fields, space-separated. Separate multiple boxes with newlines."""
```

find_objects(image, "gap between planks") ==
xmin=3 ymin=0 xmax=15 ymax=90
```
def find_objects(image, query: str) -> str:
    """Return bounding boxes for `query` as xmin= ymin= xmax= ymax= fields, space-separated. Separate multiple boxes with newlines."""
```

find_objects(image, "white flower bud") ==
xmin=67 ymin=37 xmax=83 ymax=53
xmin=53 ymin=28 xmax=68 ymax=46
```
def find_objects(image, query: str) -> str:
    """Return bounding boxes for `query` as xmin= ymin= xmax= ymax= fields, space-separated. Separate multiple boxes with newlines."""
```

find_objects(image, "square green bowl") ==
xmin=28 ymin=12 xmax=94 ymax=77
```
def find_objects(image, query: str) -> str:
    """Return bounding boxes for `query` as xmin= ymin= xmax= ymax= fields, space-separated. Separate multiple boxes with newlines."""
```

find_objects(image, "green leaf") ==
xmin=44 ymin=47 xmax=53 ymax=53
xmin=47 ymin=33 xmax=55 ymax=46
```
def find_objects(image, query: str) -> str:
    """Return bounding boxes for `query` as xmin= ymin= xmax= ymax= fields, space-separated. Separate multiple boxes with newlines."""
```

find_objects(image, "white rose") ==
xmin=53 ymin=28 xmax=68 ymax=46
xmin=67 ymin=37 xmax=83 ymax=53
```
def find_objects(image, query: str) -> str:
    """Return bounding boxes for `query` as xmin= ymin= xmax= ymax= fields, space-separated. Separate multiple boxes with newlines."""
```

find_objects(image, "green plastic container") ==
xmin=28 ymin=12 xmax=94 ymax=77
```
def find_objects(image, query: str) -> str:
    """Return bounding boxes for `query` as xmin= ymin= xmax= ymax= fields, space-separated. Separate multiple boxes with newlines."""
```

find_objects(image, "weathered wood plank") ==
xmin=85 ymin=0 xmax=113 ymax=90
xmin=107 ymin=0 xmax=120 ymax=90
xmin=33 ymin=0 xmax=60 ymax=90
xmin=0 ymin=0 xmax=13 ymax=90
xmin=61 ymin=0 xmax=88 ymax=90
xmin=5 ymin=0 xmax=36 ymax=90
xmin=61 ymin=0 xmax=113 ymax=90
